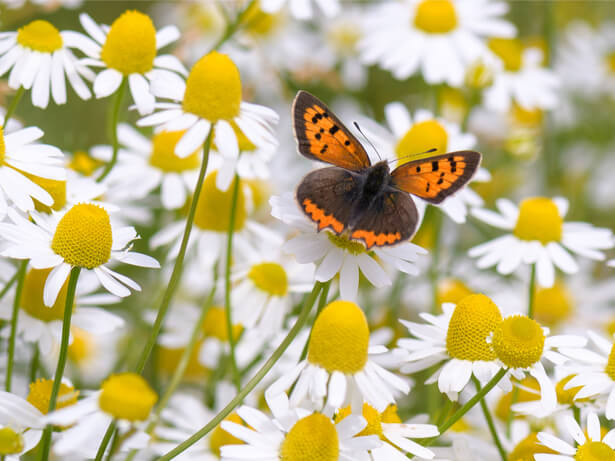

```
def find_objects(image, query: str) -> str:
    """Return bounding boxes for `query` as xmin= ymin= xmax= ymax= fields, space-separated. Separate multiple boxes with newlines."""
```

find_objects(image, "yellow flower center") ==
xmin=465 ymin=59 xmax=495 ymax=89
xmin=0 ymin=428 xmax=23 ymax=455
xmin=511 ymin=103 xmax=544 ymax=127
xmin=337 ymin=403 xmax=392 ymax=439
xmin=21 ymin=268 xmax=73 ymax=322
xmin=488 ymin=38 xmax=524 ymax=72
xmin=395 ymin=120 xmax=448 ymax=165
xmin=308 ymin=300 xmax=369 ymax=374
xmin=512 ymin=197 xmax=563 ymax=244
xmin=446 ymin=294 xmax=502 ymax=361
xmin=508 ymin=432 xmax=558 ymax=461
xmin=556 ymin=375 xmax=586 ymax=405
xmin=193 ymin=172 xmax=247 ymax=232
xmin=158 ymin=342 xmax=208 ymax=380
xmin=68 ymin=327 xmax=93 ymax=364
xmin=209 ymin=413 xmax=245 ymax=457
xmin=492 ymin=315 xmax=545 ymax=368
xmin=51 ymin=203 xmax=113 ymax=269
xmin=20 ymin=172 xmax=66 ymax=213
xmin=495 ymin=377 xmax=539 ymax=421
xmin=327 ymin=233 xmax=366 ymax=255
xmin=575 ymin=441 xmax=615 ymax=461
xmin=248 ymin=262 xmax=288 ymax=296
xmin=69 ymin=150 xmax=104 ymax=176
xmin=607 ymin=318 xmax=615 ymax=338
xmin=280 ymin=413 xmax=339 ymax=461
xmin=381 ymin=404 xmax=402 ymax=423
xmin=16 ymin=20 xmax=63 ymax=53
xmin=201 ymin=306 xmax=243 ymax=343
xmin=437 ymin=278 xmax=473 ymax=305
xmin=605 ymin=343 xmax=615 ymax=381
xmin=100 ymin=10 xmax=156 ymax=75
xmin=533 ymin=281 xmax=574 ymax=328
xmin=0 ymin=127 xmax=6 ymax=165
xmin=242 ymin=2 xmax=282 ymax=37
xmin=99 ymin=373 xmax=157 ymax=421
xmin=182 ymin=51 xmax=242 ymax=122
xmin=27 ymin=378 xmax=79 ymax=414
xmin=606 ymin=52 xmax=615 ymax=74
xmin=149 ymin=130 xmax=201 ymax=172
xmin=414 ymin=0 xmax=458 ymax=34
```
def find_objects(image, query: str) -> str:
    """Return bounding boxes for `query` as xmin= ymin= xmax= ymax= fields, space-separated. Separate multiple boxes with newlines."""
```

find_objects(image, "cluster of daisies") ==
xmin=0 ymin=1 xmax=614 ymax=461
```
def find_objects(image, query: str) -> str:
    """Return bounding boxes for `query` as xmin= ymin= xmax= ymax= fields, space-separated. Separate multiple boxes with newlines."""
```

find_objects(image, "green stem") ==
xmin=37 ymin=266 xmax=81 ymax=461
xmin=94 ymin=420 xmax=117 ymax=461
xmin=225 ymin=174 xmax=241 ymax=392
xmin=474 ymin=377 xmax=507 ymax=461
xmin=29 ymin=345 xmax=40 ymax=383
xmin=0 ymin=269 xmax=19 ymax=302
xmin=134 ymin=128 xmax=213 ymax=374
xmin=158 ymin=281 xmax=325 ymax=461
xmin=527 ymin=264 xmax=536 ymax=319
xmin=211 ymin=0 xmax=257 ymax=51
xmin=298 ymin=281 xmax=330 ymax=362
xmin=573 ymin=406 xmax=581 ymax=425
xmin=3 ymin=87 xmax=24 ymax=130
xmin=5 ymin=260 xmax=27 ymax=392
xmin=97 ymin=78 xmax=127 ymax=182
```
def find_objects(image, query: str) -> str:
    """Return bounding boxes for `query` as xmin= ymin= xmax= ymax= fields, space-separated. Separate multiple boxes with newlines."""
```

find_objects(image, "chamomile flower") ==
xmin=483 ymin=38 xmax=560 ymax=112
xmin=0 ymin=267 xmax=123 ymax=356
xmin=0 ymin=203 xmax=160 ymax=307
xmin=336 ymin=403 xmax=439 ymax=460
xmin=397 ymin=294 xmax=504 ymax=401
xmin=72 ymin=11 xmax=185 ymax=115
xmin=359 ymin=0 xmax=515 ymax=85
xmin=91 ymin=123 xmax=202 ymax=210
xmin=360 ymin=103 xmax=488 ymax=224
xmin=266 ymin=300 xmax=410 ymax=414
xmin=535 ymin=411 xmax=615 ymax=461
xmin=260 ymin=0 xmax=340 ymax=19
xmin=0 ymin=126 xmax=65 ymax=218
xmin=0 ymin=20 xmax=93 ymax=108
xmin=220 ymin=393 xmax=380 ymax=461
xmin=138 ymin=50 xmax=278 ymax=175
xmin=42 ymin=373 xmax=156 ymax=458
xmin=469 ymin=197 xmax=614 ymax=288
xmin=271 ymin=193 xmax=427 ymax=301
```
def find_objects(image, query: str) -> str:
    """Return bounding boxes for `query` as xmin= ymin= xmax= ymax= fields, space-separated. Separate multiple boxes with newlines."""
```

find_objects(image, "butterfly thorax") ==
xmin=354 ymin=161 xmax=392 ymax=211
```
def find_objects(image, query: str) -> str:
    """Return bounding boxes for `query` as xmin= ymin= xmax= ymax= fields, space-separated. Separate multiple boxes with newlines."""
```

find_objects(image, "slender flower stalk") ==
xmin=37 ymin=266 xmax=81 ymax=461
xmin=528 ymin=263 xmax=537 ymax=318
xmin=474 ymin=377 xmax=507 ymax=461
xmin=157 ymin=280 xmax=326 ymax=461
xmin=0 ymin=270 xmax=19 ymax=302
xmin=224 ymin=173 xmax=241 ymax=391
xmin=211 ymin=0 xmax=258 ymax=51
xmin=5 ymin=260 xmax=27 ymax=392
xmin=94 ymin=420 xmax=117 ymax=461
xmin=2 ymin=87 xmax=24 ymax=130
xmin=134 ymin=128 xmax=213 ymax=374
xmin=97 ymin=77 xmax=127 ymax=182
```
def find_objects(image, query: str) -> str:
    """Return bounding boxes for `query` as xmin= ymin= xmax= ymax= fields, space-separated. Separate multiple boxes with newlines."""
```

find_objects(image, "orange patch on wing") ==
xmin=303 ymin=198 xmax=344 ymax=234
xmin=351 ymin=229 xmax=402 ymax=249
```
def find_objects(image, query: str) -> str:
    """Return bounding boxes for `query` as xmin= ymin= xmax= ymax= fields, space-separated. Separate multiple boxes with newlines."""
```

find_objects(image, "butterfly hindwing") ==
xmin=292 ymin=91 xmax=371 ymax=171
xmin=390 ymin=151 xmax=482 ymax=204
xmin=296 ymin=166 xmax=360 ymax=234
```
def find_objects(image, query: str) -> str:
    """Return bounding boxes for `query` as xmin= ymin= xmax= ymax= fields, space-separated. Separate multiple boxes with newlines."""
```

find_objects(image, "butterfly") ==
xmin=292 ymin=90 xmax=482 ymax=249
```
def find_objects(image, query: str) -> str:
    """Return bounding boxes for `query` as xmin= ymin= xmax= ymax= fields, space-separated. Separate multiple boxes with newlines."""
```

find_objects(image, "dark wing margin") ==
xmin=390 ymin=151 xmax=482 ymax=204
xmin=292 ymin=90 xmax=371 ymax=171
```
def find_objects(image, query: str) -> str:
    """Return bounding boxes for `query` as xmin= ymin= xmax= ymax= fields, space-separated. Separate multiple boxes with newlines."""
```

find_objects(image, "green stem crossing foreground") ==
xmin=527 ymin=263 xmax=536 ymax=319
xmin=474 ymin=377 xmax=507 ymax=461
xmin=2 ymin=86 xmax=24 ymax=130
xmin=97 ymin=77 xmax=127 ymax=183
xmin=157 ymin=281 xmax=326 ymax=461
xmin=37 ymin=266 xmax=81 ymax=461
xmin=5 ymin=260 xmax=27 ymax=392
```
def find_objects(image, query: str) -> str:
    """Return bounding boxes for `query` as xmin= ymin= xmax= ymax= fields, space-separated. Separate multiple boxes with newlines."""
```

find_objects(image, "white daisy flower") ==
xmin=42 ymin=373 xmax=156 ymax=459
xmin=0 ymin=266 xmax=123 ymax=356
xmin=397 ymin=294 xmax=505 ymax=401
xmin=0 ymin=125 xmax=65 ymax=219
xmin=0 ymin=19 xmax=93 ymax=108
xmin=0 ymin=203 xmax=160 ymax=307
xmin=138 ymin=50 xmax=278 ymax=186
xmin=0 ymin=392 xmax=45 ymax=460
xmin=70 ymin=11 xmax=185 ymax=115
xmin=337 ymin=403 xmax=439 ymax=460
xmin=535 ymin=411 xmax=615 ymax=461
xmin=266 ymin=300 xmax=410 ymax=414
xmin=220 ymin=393 xmax=380 ymax=461
xmin=557 ymin=331 xmax=615 ymax=420
xmin=271 ymin=193 xmax=427 ymax=301
xmin=260 ymin=0 xmax=340 ymax=19
xmin=469 ymin=197 xmax=614 ymax=288
xmin=483 ymin=38 xmax=560 ymax=112
xmin=360 ymin=103 xmax=489 ymax=224
xmin=359 ymin=0 xmax=515 ymax=86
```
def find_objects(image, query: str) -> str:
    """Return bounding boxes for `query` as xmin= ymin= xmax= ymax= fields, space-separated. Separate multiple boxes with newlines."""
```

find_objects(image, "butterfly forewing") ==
xmin=293 ymin=91 xmax=371 ymax=171
xmin=390 ymin=151 xmax=482 ymax=204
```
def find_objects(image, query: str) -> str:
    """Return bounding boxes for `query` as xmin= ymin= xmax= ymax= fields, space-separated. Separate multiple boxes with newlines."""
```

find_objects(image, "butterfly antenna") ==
xmin=389 ymin=147 xmax=438 ymax=165
xmin=353 ymin=121 xmax=382 ymax=161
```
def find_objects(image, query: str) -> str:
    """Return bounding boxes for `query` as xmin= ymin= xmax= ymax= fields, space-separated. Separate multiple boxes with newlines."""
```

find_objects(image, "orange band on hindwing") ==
xmin=302 ymin=198 xmax=344 ymax=234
